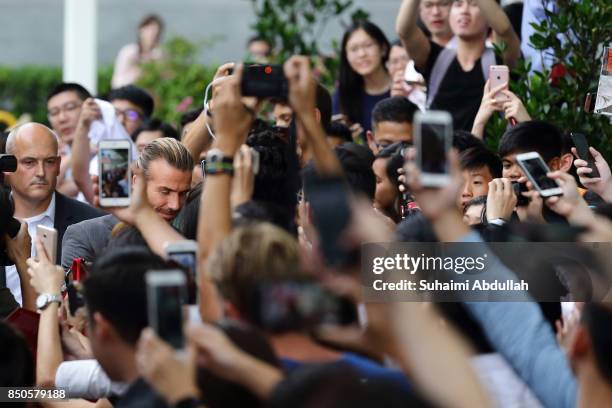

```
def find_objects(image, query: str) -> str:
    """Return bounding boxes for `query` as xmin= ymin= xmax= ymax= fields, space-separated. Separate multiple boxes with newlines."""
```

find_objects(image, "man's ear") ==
xmin=559 ymin=153 xmax=573 ymax=173
xmin=92 ymin=312 xmax=114 ymax=341
xmin=366 ymin=130 xmax=377 ymax=154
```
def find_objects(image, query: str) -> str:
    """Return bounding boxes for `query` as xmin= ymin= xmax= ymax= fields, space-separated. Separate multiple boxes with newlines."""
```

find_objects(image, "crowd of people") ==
xmin=1 ymin=0 xmax=611 ymax=407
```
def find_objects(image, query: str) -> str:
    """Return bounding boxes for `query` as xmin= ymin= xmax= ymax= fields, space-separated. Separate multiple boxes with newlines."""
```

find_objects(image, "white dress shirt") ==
xmin=6 ymin=193 xmax=56 ymax=305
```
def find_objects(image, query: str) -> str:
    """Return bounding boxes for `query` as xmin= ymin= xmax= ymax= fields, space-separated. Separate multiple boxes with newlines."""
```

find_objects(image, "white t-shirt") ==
xmin=55 ymin=359 xmax=128 ymax=399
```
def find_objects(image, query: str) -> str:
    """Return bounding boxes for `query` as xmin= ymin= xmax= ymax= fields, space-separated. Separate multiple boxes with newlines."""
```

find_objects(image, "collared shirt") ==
xmin=6 ymin=193 xmax=56 ymax=305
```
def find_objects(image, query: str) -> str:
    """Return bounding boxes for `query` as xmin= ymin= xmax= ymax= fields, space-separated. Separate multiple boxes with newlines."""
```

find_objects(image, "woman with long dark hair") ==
xmin=333 ymin=21 xmax=392 ymax=136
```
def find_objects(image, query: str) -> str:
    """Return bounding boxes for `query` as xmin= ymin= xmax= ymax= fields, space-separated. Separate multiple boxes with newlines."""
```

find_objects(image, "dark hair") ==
xmin=246 ymin=124 xmax=298 ymax=234
xmin=377 ymin=142 xmax=409 ymax=188
xmin=233 ymin=200 xmax=295 ymax=234
xmin=338 ymin=20 xmax=390 ymax=125
xmin=302 ymin=142 xmax=376 ymax=200
xmin=582 ymin=302 xmax=612 ymax=386
xmin=498 ymin=121 xmax=564 ymax=163
xmin=268 ymin=362 xmax=431 ymax=408
xmin=327 ymin=122 xmax=352 ymax=143
xmin=138 ymin=14 xmax=164 ymax=53
xmin=391 ymin=39 xmax=403 ymax=48
xmin=247 ymin=36 xmax=271 ymax=49
xmin=460 ymin=146 xmax=502 ymax=179
xmin=0 ymin=322 xmax=34 ymax=391
xmin=371 ymin=97 xmax=418 ymax=129
xmin=47 ymin=82 xmax=91 ymax=102
xmin=198 ymin=320 xmax=280 ymax=408
xmin=180 ymin=108 xmax=203 ymax=129
xmin=452 ymin=130 xmax=486 ymax=153
xmin=131 ymin=117 xmax=179 ymax=141
xmin=107 ymin=225 xmax=149 ymax=250
xmin=108 ymin=85 xmax=154 ymax=118
xmin=83 ymin=247 xmax=170 ymax=345
xmin=316 ymin=83 xmax=332 ymax=131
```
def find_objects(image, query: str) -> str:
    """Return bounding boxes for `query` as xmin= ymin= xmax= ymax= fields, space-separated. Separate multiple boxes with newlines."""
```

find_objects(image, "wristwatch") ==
xmin=204 ymin=148 xmax=234 ymax=176
xmin=36 ymin=293 xmax=62 ymax=311
xmin=488 ymin=218 xmax=507 ymax=226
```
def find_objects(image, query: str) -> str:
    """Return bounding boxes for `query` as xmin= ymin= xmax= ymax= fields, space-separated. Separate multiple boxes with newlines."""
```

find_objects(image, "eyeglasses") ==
xmin=48 ymin=101 xmax=82 ymax=118
xmin=347 ymin=41 xmax=378 ymax=56
xmin=115 ymin=108 xmax=143 ymax=122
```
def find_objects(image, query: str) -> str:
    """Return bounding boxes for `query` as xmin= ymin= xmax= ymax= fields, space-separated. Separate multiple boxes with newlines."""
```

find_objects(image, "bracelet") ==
xmin=204 ymin=161 xmax=234 ymax=176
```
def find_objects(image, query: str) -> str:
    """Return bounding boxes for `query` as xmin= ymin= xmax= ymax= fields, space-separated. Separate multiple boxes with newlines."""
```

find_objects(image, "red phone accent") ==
xmin=264 ymin=66 xmax=272 ymax=74
xmin=5 ymin=307 xmax=40 ymax=362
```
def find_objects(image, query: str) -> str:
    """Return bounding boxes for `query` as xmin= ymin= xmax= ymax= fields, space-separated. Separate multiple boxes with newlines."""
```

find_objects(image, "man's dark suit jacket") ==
xmin=0 ymin=192 xmax=103 ymax=309
xmin=53 ymin=192 xmax=105 ymax=265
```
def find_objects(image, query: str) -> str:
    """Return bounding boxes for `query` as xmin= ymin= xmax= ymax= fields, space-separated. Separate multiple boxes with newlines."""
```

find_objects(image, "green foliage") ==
xmin=249 ymin=0 xmax=369 ymax=88
xmin=137 ymin=36 xmax=217 ymax=126
xmin=486 ymin=0 xmax=612 ymax=159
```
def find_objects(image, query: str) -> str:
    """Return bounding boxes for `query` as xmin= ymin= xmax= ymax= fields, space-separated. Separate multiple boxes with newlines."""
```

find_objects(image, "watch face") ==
xmin=36 ymin=294 xmax=47 ymax=309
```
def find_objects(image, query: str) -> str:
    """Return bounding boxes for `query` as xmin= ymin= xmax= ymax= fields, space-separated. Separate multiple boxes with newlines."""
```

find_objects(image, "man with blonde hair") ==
xmin=61 ymin=138 xmax=193 ymax=270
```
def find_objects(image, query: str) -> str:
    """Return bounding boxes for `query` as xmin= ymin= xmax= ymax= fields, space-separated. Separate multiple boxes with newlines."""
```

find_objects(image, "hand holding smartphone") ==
xmin=489 ymin=65 xmax=509 ymax=102
xmin=516 ymin=152 xmax=563 ymax=197
xmin=36 ymin=225 xmax=57 ymax=264
xmin=414 ymin=110 xmax=453 ymax=187
xmin=164 ymin=241 xmax=198 ymax=305
xmin=146 ymin=270 xmax=187 ymax=350
xmin=98 ymin=140 xmax=131 ymax=207
xmin=570 ymin=132 xmax=600 ymax=178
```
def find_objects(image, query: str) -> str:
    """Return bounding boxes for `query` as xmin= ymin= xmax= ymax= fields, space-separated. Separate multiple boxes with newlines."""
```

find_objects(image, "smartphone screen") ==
xmin=420 ymin=123 xmax=448 ymax=175
xmin=167 ymin=251 xmax=197 ymax=305
xmin=570 ymin=133 xmax=600 ymax=178
xmin=99 ymin=144 xmax=130 ymax=206
xmin=520 ymin=157 xmax=559 ymax=191
xmin=151 ymin=283 xmax=185 ymax=349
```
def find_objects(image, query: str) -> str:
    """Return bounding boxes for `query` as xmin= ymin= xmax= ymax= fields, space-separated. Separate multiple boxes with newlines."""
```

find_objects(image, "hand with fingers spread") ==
xmin=500 ymin=90 xmax=530 ymax=123
xmin=571 ymin=146 xmax=612 ymax=200
xmin=136 ymin=328 xmax=200 ymax=405
xmin=230 ymin=144 xmax=256 ymax=208
xmin=471 ymin=80 xmax=507 ymax=138
xmin=486 ymin=178 xmax=517 ymax=221
xmin=26 ymin=238 xmax=64 ymax=295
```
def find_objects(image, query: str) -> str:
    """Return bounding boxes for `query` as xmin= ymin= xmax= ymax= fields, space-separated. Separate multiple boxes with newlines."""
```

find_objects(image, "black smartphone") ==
xmin=251 ymin=281 xmax=357 ymax=332
xmin=146 ymin=270 xmax=186 ymax=350
xmin=241 ymin=64 xmax=288 ymax=100
xmin=306 ymin=176 xmax=357 ymax=267
xmin=512 ymin=181 xmax=529 ymax=207
xmin=570 ymin=132 xmax=600 ymax=178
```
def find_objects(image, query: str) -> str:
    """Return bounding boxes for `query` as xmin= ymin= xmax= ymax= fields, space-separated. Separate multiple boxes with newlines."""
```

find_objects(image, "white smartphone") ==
xmin=414 ymin=110 xmax=453 ymax=187
xmin=146 ymin=270 xmax=187 ymax=350
xmin=489 ymin=65 xmax=509 ymax=101
xmin=515 ymin=152 xmax=563 ymax=197
xmin=36 ymin=225 xmax=57 ymax=265
xmin=164 ymin=240 xmax=198 ymax=305
xmin=98 ymin=140 xmax=131 ymax=207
